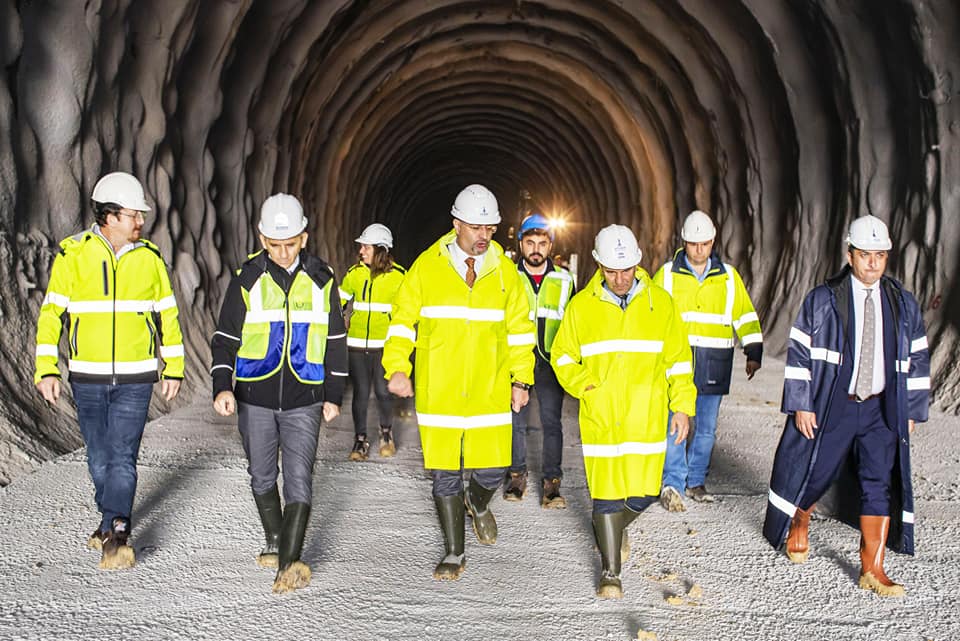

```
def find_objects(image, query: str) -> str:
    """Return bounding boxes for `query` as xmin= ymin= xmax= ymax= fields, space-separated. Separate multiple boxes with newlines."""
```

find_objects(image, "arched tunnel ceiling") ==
xmin=0 ymin=0 xmax=958 ymax=483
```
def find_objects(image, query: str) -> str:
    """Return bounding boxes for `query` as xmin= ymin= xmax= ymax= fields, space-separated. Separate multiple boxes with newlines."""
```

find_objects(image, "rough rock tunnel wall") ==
xmin=0 ymin=0 xmax=957 ymax=484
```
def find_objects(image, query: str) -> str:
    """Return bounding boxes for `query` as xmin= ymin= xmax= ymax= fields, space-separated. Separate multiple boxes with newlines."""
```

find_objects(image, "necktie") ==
xmin=619 ymin=294 xmax=628 ymax=310
xmin=465 ymin=257 xmax=476 ymax=288
xmin=855 ymin=289 xmax=875 ymax=400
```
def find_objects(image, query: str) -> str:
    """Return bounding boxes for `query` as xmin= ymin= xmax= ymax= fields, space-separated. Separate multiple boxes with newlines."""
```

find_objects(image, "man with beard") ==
xmin=503 ymin=213 xmax=576 ymax=508
xmin=383 ymin=184 xmax=535 ymax=580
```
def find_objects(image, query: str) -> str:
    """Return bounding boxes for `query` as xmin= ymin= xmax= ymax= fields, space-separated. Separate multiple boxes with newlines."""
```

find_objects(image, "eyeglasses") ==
xmin=463 ymin=223 xmax=498 ymax=234
xmin=115 ymin=211 xmax=146 ymax=222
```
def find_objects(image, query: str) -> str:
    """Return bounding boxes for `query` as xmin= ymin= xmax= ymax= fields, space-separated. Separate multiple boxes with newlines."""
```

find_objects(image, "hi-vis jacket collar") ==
xmin=670 ymin=248 xmax=727 ymax=277
xmin=438 ymin=228 xmax=506 ymax=280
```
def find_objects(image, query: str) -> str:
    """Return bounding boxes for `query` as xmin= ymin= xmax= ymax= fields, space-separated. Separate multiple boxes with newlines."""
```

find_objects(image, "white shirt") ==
xmin=447 ymin=240 xmax=488 ymax=283
xmin=848 ymin=274 xmax=885 ymax=396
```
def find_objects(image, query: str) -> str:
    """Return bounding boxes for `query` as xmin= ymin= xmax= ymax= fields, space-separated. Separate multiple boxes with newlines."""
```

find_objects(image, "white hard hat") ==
xmin=355 ymin=223 xmax=393 ymax=248
xmin=681 ymin=210 xmax=716 ymax=242
xmin=451 ymin=184 xmax=501 ymax=225
xmin=592 ymin=224 xmax=642 ymax=269
xmin=91 ymin=172 xmax=151 ymax=212
xmin=846 ymin=215 xmax=892 ymax=251
xmin=258 ymin=193 xmax=307 ymax=240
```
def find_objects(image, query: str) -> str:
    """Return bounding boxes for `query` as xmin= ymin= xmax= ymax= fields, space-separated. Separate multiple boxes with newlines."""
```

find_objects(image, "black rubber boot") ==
xmin=273 ymin=502 xmax=312 ymax=593
xmin=593 ymin=511 xmax=624 ymax=598
xmin=621 ymin=507 xmax=641 ymax=563
xmin=433 ymin=494 xmax=466 ymax=580
xmin=253 ymin=485 xmax=282 ymax=567
xmin=465 ymin=477 xmax=498 ymax=545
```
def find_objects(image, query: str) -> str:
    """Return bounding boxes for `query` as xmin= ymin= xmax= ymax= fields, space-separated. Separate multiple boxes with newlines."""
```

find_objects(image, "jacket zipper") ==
xmin=365 ymin=275 xmax=373 ymax=347
xmin=71 ymin=318 xmax=80 ymax=357
xmin=143 ymin=314 xmax=156 ymax=356
xmin=279 ymin=290 xmax=289 ymax=412
xmin=111 ymin=259 xmax=118 ymax=385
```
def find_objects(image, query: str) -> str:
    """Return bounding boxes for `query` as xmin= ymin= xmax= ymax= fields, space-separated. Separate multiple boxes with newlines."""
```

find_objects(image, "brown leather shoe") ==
xmin=786 ymin=505 xmax=814 ymax=563
xmin=541 ymin=477 xmax=567 ymax=509
xmin=858 ymin=515 xmax=905 ymax=597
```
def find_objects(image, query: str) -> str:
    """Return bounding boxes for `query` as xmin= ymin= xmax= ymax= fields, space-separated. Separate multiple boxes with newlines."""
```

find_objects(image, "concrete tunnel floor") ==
xmin=0 ymin=352 xmax=958 ymax=641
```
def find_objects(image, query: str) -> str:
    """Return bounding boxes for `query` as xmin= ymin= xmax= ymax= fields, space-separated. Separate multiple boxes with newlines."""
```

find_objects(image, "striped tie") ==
xmin=465 ymin=257 xmax=476 ymax=288
xmin=855 ymin=288 xmax=875 ymax=400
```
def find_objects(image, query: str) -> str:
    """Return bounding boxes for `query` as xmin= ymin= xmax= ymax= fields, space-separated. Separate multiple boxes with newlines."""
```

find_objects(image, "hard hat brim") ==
xmin=259 ymin=218 xmax=308 ymax=240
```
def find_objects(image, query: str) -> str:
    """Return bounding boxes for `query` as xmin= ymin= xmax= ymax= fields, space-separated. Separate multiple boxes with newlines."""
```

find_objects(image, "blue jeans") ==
xmin=510 ymin=354 xmax=565 ymax=479
xmin=72 ymin=382 xmax=153 ymax=532
xmin=662 ymin=393 xmax=723 ymax=491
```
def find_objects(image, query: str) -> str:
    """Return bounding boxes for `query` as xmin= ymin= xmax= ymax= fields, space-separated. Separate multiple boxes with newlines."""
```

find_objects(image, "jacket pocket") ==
xmin=71 ymin=318 xmax=80 ymax=357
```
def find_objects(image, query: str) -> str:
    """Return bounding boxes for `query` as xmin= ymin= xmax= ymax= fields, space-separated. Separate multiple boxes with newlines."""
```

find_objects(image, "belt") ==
xmin=848 ymin=393 xmax=882 ymax=403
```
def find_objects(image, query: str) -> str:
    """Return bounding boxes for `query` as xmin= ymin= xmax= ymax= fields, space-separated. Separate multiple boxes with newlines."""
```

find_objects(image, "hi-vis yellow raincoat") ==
xmin=382 ymin=229 xmax=535 ymax=470
xmin=35 ymin=228 xmax=184 ymax=385
xmin=551 ymin=268 xmax=696 ymax=499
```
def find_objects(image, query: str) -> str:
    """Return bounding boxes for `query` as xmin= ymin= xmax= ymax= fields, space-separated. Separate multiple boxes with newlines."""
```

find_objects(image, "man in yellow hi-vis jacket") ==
xmin=551 ymin=224 xmax=696 ymax=599
xmin=383 ymin=184 xmax=535 ymax=581
xmin=34 ymin=171 xmax=184 ymax=571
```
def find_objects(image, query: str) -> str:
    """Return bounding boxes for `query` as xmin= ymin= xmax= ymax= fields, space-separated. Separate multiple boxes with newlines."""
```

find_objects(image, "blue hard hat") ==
xmin=518 ymin=212 xmax=554 ymax=240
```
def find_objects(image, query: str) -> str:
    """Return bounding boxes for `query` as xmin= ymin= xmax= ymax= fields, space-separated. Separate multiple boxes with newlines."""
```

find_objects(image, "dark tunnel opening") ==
xmin=0 ymin=0 xmax=958 ymax=484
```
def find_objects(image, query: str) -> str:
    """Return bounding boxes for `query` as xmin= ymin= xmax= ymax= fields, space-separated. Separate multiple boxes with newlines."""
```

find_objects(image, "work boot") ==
xmin=99 ymin=517 xmax=135 ymax=570
xmin=858 ymin=515 xmax=905 ymax=597
xmin=349 ymin=434 xmax=370 ymax=461
xmin=620 ymin=508 xmax=641 ymax=564
xmin=87 ymin=526 xmax=104 ymax=551
xmin=592 ymin=511 xmax=624 ymax=598
xmin=503 ymin=471 xmax=527 ymax=501
xmin=659 ymin=486 xmax=686 ymax=512
xmin=273 ymin=503 xmax=312 ymax=593
xmin=254 ymin=485 xmax=283 ymax=568
xmin=541 ymin=477 xmax=567 ymax=509
xmin=786 ymin=504 xmax=814 ymax=564
xmin=685 ymin=485 xmax=715 ymax=503
xmin=464 ymin=478 xmax=498 ymax=545
xmin=378 ymin=425 xmax=396 ymax=458
xmin=432 ymin=494 xmax=466 ymax=580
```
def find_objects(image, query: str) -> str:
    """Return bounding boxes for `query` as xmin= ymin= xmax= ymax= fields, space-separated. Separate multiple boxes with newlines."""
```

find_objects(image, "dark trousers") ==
xmin=510 ymin=354 xmax=565 ymax=479
xmin=432 ymin=468 xmax=505 ymax=497
xmin=72 ymin=382 xmax=153 ymax=532
xmin=593 ymin=496 xmax=657 ymax=515
xmin=348 ymin=348 xmax=393 ymax=436
xmin=799 ymin=395 xmax=897 ymax=515
xmin=237 ymin=401 xmax=323 ymax=505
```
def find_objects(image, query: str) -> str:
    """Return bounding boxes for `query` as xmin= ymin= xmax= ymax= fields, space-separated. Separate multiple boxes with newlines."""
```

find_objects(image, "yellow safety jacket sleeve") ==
xmin=504 ymin=267 xmax=536 ymax=385
xmin=34 ymin=249 xmax=73 ymax=382
xmin=549 ymin=303 xmax=601 ymax=398
xmin=662 ymin=296 xmax=698 ymax=416
xmin=382 ymin=261 xmax=422 ymax=378
xmin=730 ymin=268 xmax=763 ymax=352
xmin=155 ymin=257 xmax=185 ymax=379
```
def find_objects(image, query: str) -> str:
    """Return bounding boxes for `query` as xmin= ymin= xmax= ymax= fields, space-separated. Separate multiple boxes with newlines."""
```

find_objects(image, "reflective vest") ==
xmin=382 ymin=229 xmax=535 ymax=470
xmin=551 ymin=268 xmax=696 ymax=500
xmin=34 ymin=228 xmax=184 ymax=384
xmin=236 ymin=266 xmax=332 ymax=384
xmin=519 ymin=264 xmax=574 ymax=359
xmin=654 ymin=251 xmax=763 ymax=394
xmin=338 ymin=262 xmax=406 ymax=349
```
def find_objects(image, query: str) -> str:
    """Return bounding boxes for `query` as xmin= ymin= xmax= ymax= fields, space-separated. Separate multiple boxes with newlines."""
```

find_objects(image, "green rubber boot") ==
xmin=273 ymin=502 xmax=311 ymax=593
xmin=465 ymin=478 xmax=498 ymax=545
xmin=253 ymin=486 xmax=282 ymax=568
xmin=433 ymin=494 xmax=466 ymax=580
xmin=593 ymin=511 xmax=625 ymax=599
xmin=621 ymin=507 xmax=641 ymax=563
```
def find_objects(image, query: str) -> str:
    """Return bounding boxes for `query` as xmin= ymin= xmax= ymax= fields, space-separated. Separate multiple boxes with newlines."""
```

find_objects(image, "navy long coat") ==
xmin=763 ymin=266 xmax=929 ymax=555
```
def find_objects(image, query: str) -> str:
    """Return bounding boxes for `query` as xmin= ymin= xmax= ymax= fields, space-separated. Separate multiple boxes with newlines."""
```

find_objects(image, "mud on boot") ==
xmin=378 ymin=426 xmax=396 ymax=458
xmin=592 ymin=511 xmax=625 ymax=598
xmin=433 ymin=495 xmax=466 ymax=581
xmin=254 ymin=485 xmax=283 ymax=568
xmin=99 ymin=517 xmax=135 ymax=570
xmin=597 ymin=569 xmax=623 ymax=599
xmin=349 ymin=434 xmax=371 ymax=461
xmin=464 ymin=479 xmax=498 ymax=545
xmin=273 ymin=502 xmax=311 ymax=593
xmin=541 ymin=477 xmax=567 ymax=509
xmin=503 ymin=471 xmax=527 ymax=502
xmin=87 ymin=526 xmax=104 ymax=551
xmin=273 ymin=561 xmax=312 ymax=593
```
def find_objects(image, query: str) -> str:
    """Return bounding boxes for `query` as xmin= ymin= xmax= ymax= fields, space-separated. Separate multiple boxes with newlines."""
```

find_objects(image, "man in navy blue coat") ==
xmin=763 ymin=215 xmax=930 ymax=597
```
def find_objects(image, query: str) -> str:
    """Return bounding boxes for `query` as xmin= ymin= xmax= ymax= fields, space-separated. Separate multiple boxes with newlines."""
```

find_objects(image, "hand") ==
xmin=213 ymin=390 xmax=236 ymax=416
xmin=161 ymin=378 xmax=181 ymax=402
xmin=669 ymin=412 xmax=690 ymax=445
xmin=511 ymin=387 xmax=529 ymax=412
xmin=909 ymin=419 xmax=916 ymax=435
xmin=388 ymin=372 xmax=414 ymax=397
xmin=795 ymin=410 xmax=818 ymax=439
xmin=322 ymin=402 xmax=340 ymax=423
xmin=36 ymin=377 xmax=61 ymax=403
xmin=746 ymin=360 xmax=761 ymax=380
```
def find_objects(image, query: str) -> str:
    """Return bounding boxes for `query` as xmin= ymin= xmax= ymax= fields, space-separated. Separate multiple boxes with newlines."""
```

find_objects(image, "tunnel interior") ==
xmin=1 ymin=0 xmax=958 ymax=483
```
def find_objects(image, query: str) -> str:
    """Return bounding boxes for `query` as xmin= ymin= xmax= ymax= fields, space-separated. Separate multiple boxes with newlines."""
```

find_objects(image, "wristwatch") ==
xmin=511 ymin=381 xmax=531 ymax=391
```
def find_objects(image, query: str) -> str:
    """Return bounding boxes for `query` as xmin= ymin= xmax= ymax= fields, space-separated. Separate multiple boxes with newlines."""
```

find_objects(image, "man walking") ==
xmin=211 ymin=193 xmax=347 ymax=593
xmin=504 ymin=212 xmax=575 ymax=508
xmin=763 ymin=215 xmax=930 ymax=596
xmin=383 ymin=184 xmax=535 ymax=581
xmin=35 ymin=171 xmax=184 ymax=570
xmin=654 ymin=210 xmax=763 ymax=510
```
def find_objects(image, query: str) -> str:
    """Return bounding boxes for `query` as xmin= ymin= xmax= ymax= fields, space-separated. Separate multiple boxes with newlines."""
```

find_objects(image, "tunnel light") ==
xmin=548 ymin=216 xmax=568 ymax=230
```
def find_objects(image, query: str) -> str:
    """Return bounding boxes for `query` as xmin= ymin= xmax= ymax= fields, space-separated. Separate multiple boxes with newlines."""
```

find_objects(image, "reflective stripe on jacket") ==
xmin=518 ymin=261 xmax=574 ymax=359
xmin=338 ymin=262 xmax=406 ymax=349
xmin=382 ymin=229 xmax=535 ymax=470
xmin=763 ymin=266 xmax=929 ymax=555
xmin=551 ymin=268 xmax=696 ymax=500
xmin=35 ymin=228 xmax=184 ymax=384
xmin=654 ymin=250 xmax=763 ymax=394
xmin=237 ymin=268 xmax=332 ymax=384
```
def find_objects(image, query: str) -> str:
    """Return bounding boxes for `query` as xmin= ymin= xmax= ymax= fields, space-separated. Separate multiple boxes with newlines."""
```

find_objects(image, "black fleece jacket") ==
xmin=210 ymin=251 xmax=348 ymax=410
